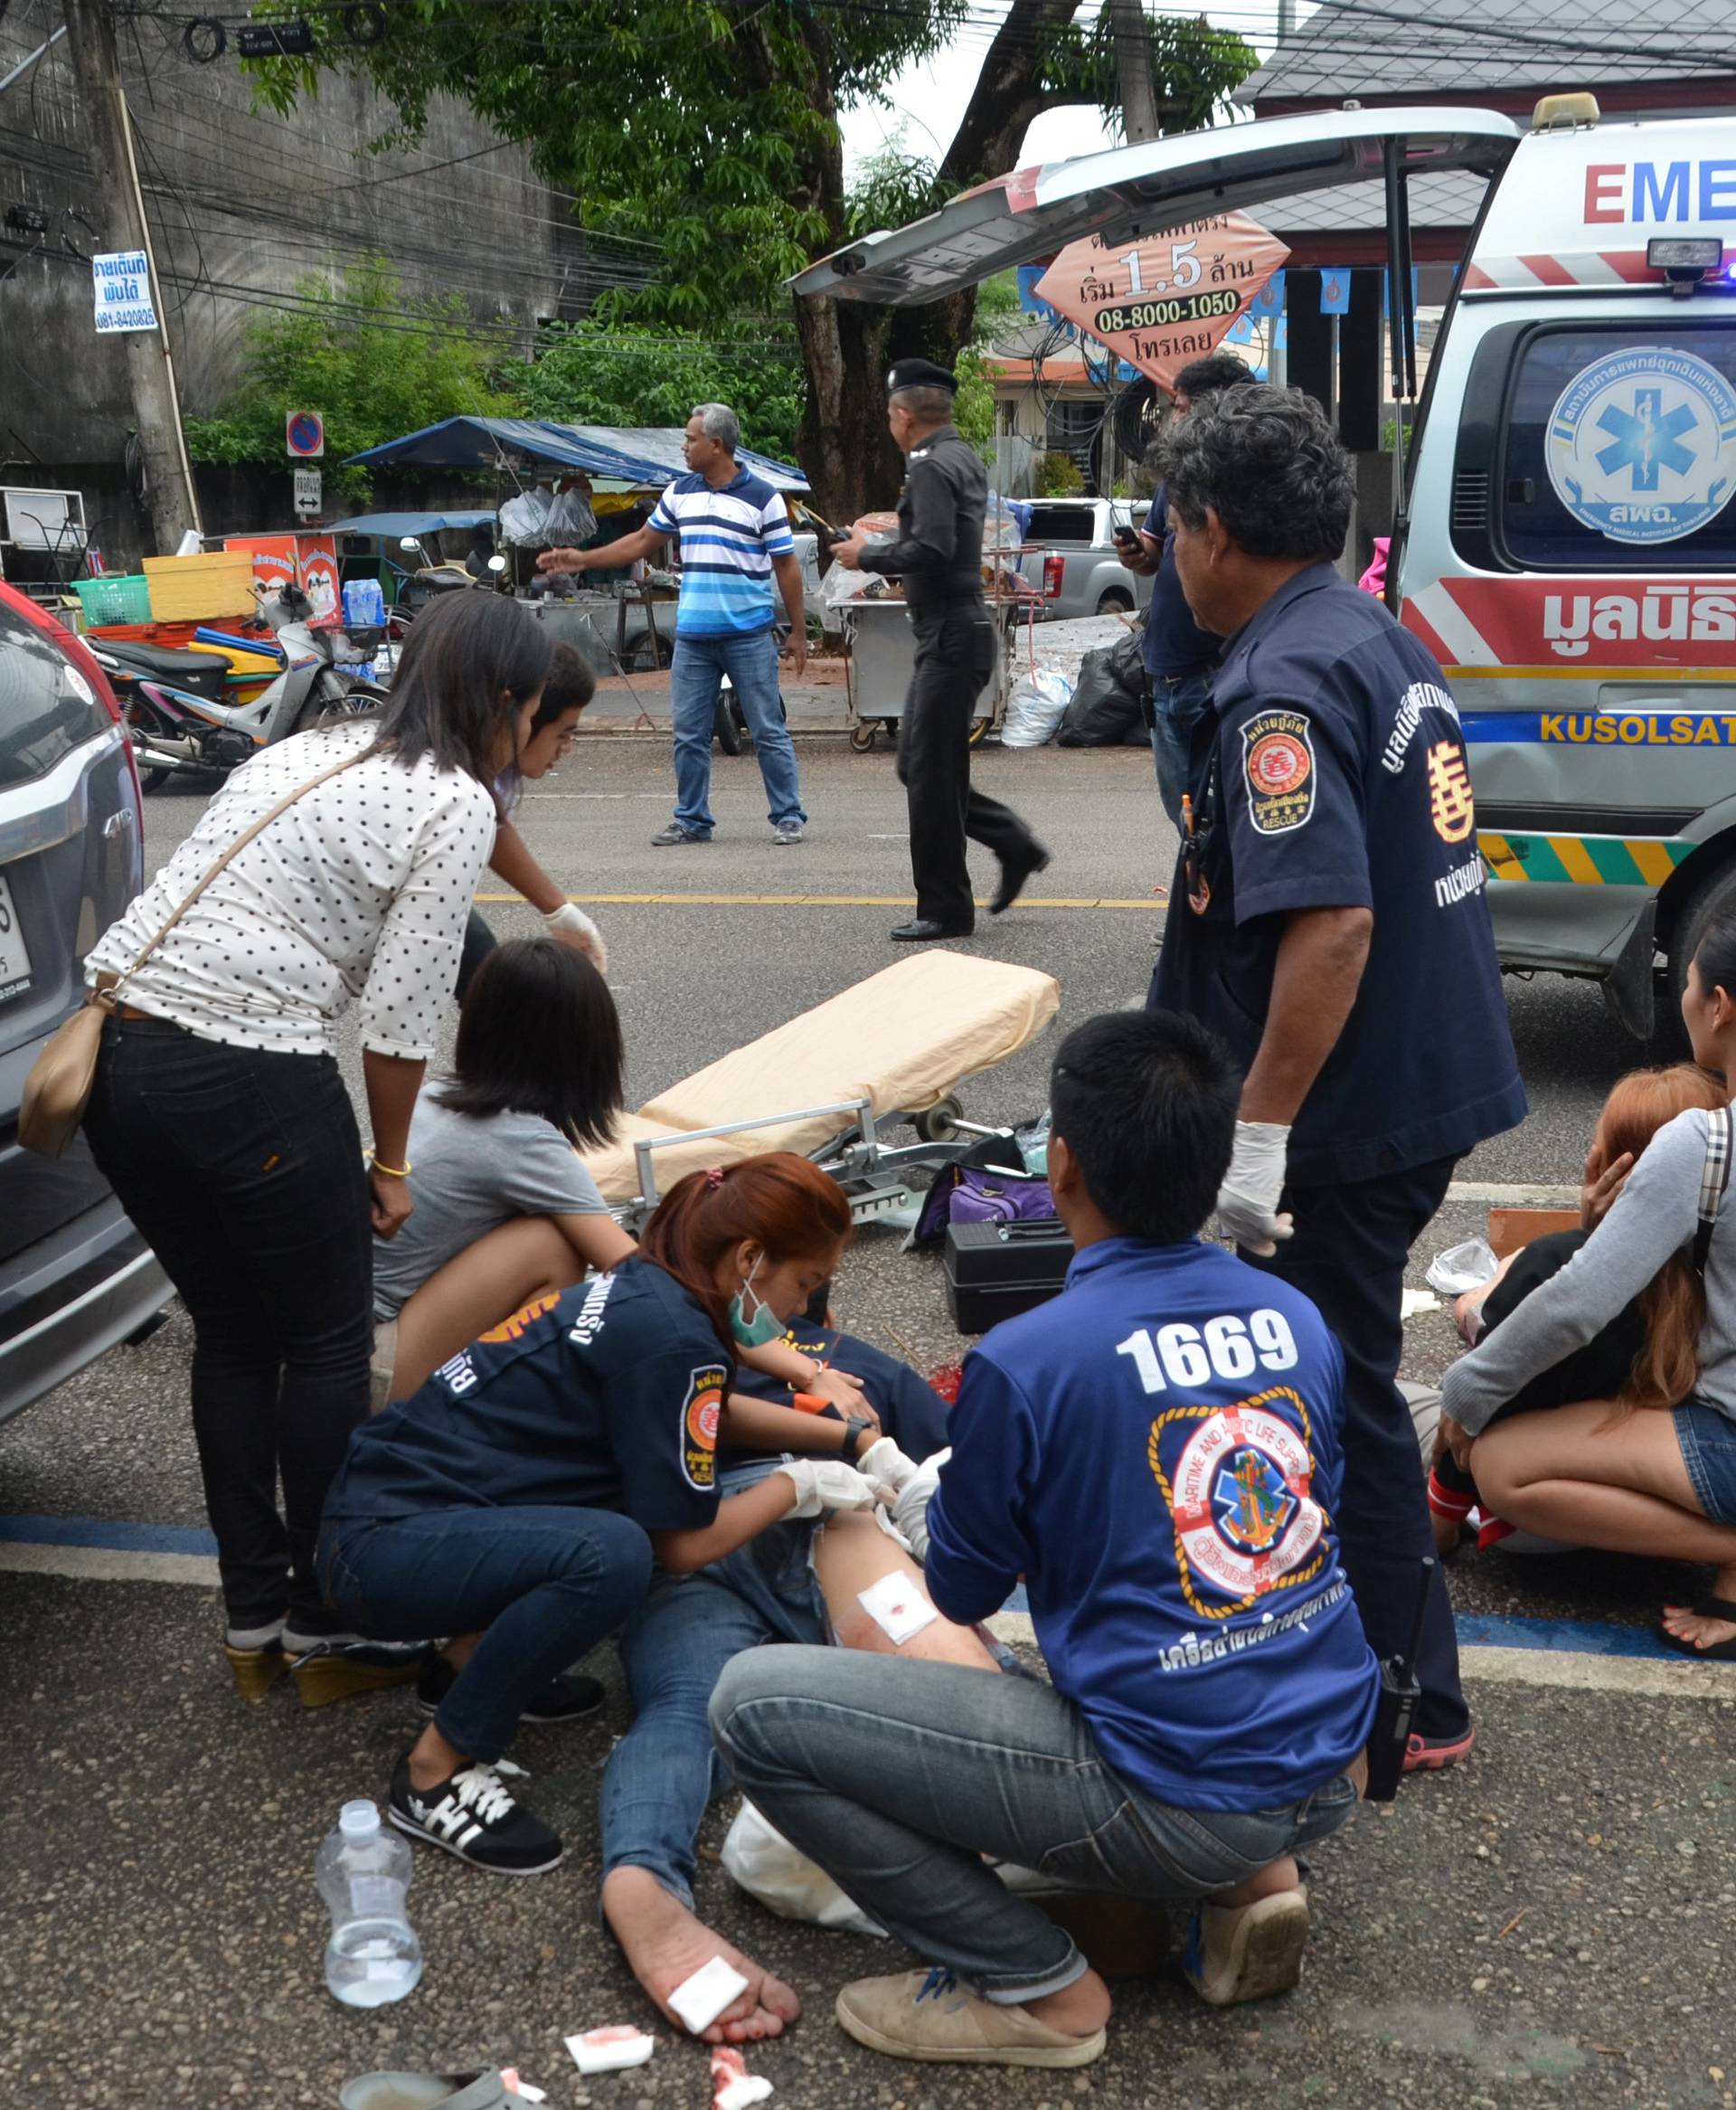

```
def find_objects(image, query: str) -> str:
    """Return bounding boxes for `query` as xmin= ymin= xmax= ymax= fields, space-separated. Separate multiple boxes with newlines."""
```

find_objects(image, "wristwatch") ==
xmin=844 ymin=1417 xmax=873 ymax=1461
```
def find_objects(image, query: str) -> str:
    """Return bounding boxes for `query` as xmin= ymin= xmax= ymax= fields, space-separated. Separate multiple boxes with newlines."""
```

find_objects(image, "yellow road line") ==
xmin=476 ymin=893 xmax=1168 ymax=910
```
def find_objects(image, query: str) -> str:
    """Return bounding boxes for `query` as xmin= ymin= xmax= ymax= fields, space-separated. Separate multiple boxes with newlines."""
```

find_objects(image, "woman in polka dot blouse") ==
xmin=84 ymin=592 xmax=550 ymax=1702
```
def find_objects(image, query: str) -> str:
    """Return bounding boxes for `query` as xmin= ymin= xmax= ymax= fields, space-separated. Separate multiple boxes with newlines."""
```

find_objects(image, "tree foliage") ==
xmin=504 ymin=322 xmax=806 ymax=463
xmin=250 ymin=3 xmax=1254 ymax=516
xmin=184 ymin=259 xmax=507 ymax=500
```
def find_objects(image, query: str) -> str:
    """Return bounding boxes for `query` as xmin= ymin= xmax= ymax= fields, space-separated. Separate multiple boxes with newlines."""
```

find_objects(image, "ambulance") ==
xmin=795 ymin=100 xmax=1736 ymax=1039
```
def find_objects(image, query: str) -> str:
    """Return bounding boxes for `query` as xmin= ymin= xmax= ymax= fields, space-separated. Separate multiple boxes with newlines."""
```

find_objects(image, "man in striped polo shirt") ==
xmin=540 ymin=403 xmax=809 ymax=846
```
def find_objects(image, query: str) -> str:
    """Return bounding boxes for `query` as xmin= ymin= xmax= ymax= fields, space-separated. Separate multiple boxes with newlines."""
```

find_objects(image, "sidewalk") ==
xmin=583 ymin=655 xmax=853 ymax=732
xmin=577 ymin=613 xmax=1135 ymax=734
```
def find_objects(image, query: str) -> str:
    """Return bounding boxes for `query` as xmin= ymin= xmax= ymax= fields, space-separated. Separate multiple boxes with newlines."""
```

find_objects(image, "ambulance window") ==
xmin=1500 ymin=325 xmax=1736 ymax=571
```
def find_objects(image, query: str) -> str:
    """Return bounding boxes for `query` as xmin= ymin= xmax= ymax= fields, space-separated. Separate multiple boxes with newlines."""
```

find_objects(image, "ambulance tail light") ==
xmin=1648 ymin=237 xmax=1724 ymax=297
xmin=1532 ymin=92 xmax=1599 ymax=129
xmin=1043 ymin=554 xmax=1065 ymax=598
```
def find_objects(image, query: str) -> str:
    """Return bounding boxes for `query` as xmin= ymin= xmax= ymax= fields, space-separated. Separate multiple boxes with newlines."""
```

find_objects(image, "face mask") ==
xmin=729 ymin=1257 xmax=784 ymax=1348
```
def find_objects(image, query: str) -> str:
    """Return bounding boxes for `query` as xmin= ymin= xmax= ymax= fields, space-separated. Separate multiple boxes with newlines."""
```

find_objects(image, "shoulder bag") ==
xmin=19 ymin=746 xmax=371 ymax=1159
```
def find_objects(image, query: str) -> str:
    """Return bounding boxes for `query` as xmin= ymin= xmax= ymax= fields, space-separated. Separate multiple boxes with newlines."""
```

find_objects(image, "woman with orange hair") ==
xmin=316 ymin=1153 xmax=880 ymax=1889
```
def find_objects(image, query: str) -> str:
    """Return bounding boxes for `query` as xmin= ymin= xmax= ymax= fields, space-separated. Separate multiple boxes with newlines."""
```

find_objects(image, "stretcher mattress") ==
xmin=581 ymin=950 xmax=1061 ymax=1204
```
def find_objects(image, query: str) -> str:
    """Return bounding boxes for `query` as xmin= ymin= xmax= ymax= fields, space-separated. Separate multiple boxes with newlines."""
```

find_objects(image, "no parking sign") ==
xmin=286 ymin=411 xmax=325 ymax=459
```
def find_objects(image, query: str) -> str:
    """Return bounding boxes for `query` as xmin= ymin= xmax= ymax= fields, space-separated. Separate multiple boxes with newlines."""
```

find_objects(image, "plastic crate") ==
xmin=73 ymin=574 xmax=153 ymax=628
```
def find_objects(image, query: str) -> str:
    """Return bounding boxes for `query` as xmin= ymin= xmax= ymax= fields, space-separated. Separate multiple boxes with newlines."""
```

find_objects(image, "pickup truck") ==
xmin=1012 ymin=498 xmax=1154 ymax=621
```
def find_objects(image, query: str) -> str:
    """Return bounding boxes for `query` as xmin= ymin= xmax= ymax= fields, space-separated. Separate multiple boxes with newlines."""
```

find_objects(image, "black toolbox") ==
xmin=944 ymin=1218 xmax=1074 ymax=1333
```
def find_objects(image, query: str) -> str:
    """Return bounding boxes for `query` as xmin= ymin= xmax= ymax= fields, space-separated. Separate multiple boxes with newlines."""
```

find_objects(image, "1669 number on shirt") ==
xmin=1116 ymin=1308 xmax=1298 ymax=1393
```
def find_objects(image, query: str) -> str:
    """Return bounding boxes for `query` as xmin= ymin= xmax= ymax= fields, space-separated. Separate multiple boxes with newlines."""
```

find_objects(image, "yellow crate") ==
xmin=142 ymin=552 xmax=257 ymax=622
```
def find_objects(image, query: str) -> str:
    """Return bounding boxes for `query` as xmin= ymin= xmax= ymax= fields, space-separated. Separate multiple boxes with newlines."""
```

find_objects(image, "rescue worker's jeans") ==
xmin=1245 ymin=1153 xmax=1471 ymax=1745
xmin=1146 ymin=667 xmax=1213 ymax=828
xmin=668 ymin=628 xmax=807 ymax=837
xmin=317 ymin=1505 xmax=654 ymax=1764
xmin=601 ymin=1519 xmax=826 ymax=1908
xmin=899 ymin=600 xmax=1037 ymax=929
xmin=711 ymin=1647 xmax=1361 ymax=2004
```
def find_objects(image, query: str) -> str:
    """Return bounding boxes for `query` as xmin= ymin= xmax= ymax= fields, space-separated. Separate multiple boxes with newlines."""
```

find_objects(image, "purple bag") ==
xmin=948 ymin=1168 xmax=1056 ymax=1227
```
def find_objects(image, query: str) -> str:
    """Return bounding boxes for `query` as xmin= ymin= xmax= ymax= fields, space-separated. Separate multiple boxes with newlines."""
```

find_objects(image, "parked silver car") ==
xmin=1014 ymin=498 xmax=1155 ymax=620
xmin=0 ymin=583 xmax=169 ymax=1424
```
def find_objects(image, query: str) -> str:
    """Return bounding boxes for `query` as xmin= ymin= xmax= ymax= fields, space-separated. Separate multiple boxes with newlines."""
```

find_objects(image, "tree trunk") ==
xmin=788 ymin=0 xmax=1090 ymax=520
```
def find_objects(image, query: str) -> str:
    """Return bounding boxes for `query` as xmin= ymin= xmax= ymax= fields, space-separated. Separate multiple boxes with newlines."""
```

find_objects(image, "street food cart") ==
xmin=841 ymin=575 xmax=1038 ymax=752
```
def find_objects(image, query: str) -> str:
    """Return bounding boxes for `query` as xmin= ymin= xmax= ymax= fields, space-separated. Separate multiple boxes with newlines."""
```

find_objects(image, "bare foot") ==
xmin=602 ymin=1866 xmax=802 ymax=2044
xmin=1661 ymin=1603 xmax=1736 ymax=1651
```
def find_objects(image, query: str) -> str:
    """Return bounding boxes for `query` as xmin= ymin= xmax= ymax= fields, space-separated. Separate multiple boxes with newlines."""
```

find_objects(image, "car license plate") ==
xmin=0 ymin=872 xmax=35 ymax=1002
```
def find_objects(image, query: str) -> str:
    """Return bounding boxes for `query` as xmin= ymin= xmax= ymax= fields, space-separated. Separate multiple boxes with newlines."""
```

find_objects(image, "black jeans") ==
xmin=83 ymin=1016 xmax=373 ymax=1640
xmin=897 ymin=601 xmax=1036 ymax=929
xmin=1248 ymin=1153 xmax=1471 ymax=1745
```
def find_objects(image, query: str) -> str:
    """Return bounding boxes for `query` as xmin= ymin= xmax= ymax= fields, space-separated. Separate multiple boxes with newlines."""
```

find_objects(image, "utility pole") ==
xmin=61 ymin=0 xmax=201 ymax=553
xmin=1109 ymin=0 xmax=1161 ymax=145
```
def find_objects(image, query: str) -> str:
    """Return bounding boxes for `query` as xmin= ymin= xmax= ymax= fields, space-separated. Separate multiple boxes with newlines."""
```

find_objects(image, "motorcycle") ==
xmin=94 ymin=582 xmax=390 ymax=790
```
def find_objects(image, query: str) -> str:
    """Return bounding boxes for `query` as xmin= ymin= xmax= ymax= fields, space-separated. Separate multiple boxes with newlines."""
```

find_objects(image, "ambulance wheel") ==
xmin=912 ymin=1095 xmax=962 ymax=1143
xmin=850 ymin=722 xmax=877 ymax=752
xmin=1659 ymin=859 xmax=1736 ymax=1054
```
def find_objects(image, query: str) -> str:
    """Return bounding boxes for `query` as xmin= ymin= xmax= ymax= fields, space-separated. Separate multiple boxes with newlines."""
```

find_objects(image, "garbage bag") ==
xmin=1000 ymin=669 xmax=1071 ymax=748
xmin=722 ymin=1801 xmax=887 ymax=1938
xmin=1057 ymin=640 xmax=1147 ymax=747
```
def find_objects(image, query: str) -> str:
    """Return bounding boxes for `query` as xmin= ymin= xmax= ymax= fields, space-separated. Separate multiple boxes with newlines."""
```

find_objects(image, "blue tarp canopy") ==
xmin=344 ymin=414 xmax=807 ymax=491
xmin=325 ymin=509 xmax=498 ymax=539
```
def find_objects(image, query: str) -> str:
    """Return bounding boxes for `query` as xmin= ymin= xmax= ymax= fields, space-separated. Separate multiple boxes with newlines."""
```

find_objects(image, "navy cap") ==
xmin=886 ymin=357 xmax=958 ymax=396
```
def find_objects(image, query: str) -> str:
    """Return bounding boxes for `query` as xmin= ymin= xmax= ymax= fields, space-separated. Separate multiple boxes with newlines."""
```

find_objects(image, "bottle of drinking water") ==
xmin=316 ymin=1800 xmax=423 ymax=2007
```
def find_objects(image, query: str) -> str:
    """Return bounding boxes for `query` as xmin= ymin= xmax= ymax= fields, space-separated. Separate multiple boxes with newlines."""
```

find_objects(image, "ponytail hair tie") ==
xmin=704 ymin=1166 xmax=725 ymax=1189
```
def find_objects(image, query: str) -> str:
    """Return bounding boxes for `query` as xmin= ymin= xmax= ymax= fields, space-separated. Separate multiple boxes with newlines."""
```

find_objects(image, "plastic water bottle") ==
xmin=343 ymin=577 xmax=387 ymax=630
xmin=316 ymin=1800 xmax=423 ymax=2008
xmin=371 ymin=639 xmax=396 ymax=681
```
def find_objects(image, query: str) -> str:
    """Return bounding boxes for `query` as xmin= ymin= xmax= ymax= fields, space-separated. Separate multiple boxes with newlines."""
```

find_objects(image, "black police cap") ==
xmin=886 ymin=358 xmax=958 ymax=396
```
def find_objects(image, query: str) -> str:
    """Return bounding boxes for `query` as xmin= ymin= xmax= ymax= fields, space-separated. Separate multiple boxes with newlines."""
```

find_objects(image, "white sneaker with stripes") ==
xmin=389 ymin=1750 xmax=564 ymax=1876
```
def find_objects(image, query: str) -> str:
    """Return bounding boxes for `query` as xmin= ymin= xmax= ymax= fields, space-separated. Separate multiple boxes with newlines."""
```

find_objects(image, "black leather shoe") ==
xmin=890 ymin=918 xmax=973 ymax=943
xmin=989 ymin=843 xmax=1052 ymax=916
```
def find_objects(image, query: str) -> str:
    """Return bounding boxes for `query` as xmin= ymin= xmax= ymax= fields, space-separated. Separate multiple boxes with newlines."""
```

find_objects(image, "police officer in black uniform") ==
xmin=1147 ymin=386 xmax=1526 ymax=1773
xmin=831 ymin=360 xmax=1049 ymax=941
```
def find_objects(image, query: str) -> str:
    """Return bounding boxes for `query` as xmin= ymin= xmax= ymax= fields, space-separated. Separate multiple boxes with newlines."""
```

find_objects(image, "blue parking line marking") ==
xmin=0 ymin=1519 xmax=1694 ymax=1663
xmin=1001 ymin=1585 xmax=1681 ymax=1661
xmin=0 ymin=1512 xmax=218 ymax=1556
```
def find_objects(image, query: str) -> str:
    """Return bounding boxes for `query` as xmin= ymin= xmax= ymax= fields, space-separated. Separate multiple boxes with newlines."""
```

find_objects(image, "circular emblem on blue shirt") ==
xmin=1546 ymin=348 xmax=1736 ymax=546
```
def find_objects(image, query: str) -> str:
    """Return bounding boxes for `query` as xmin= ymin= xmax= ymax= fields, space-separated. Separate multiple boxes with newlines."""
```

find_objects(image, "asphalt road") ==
xmin=4 ymin=730 xmax=1733 ymax=2110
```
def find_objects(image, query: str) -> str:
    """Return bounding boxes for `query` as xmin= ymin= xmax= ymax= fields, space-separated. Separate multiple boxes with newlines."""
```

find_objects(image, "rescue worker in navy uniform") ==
xmin=831 ymin=361 xmax=1049 ymax=942
xmin=1147 ymin=386 xmax=1526 ymax=1772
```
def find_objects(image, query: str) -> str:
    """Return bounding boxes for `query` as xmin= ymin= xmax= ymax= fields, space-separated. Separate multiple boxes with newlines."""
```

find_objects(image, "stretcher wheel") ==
xmin=849 ymin=721 xmax=877 ymax=752
xmin=911 ymin=1094 xmax=962 ymax=1143
xmin=967 ymin=714 xmax=991 ymax=747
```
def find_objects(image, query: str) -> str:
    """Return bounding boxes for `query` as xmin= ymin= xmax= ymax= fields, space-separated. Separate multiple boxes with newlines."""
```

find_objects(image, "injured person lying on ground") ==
xmin=710 ymin=1009 xmax=1382 ymax=2072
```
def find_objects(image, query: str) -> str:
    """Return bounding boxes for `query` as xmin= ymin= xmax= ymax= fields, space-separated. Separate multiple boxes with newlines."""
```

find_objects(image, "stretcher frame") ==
xmin=614 ymin=1093 xmax=1009 ymax=1234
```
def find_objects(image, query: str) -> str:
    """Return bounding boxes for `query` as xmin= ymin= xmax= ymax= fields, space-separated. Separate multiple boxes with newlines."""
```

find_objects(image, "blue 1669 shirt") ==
xmin=923 ymin=1236 xmax=1380 ymax=1812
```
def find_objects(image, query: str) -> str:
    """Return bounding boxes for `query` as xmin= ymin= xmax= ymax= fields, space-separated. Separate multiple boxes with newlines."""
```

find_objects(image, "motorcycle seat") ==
xmin=96 ymin=639 xmax=231 ymax=680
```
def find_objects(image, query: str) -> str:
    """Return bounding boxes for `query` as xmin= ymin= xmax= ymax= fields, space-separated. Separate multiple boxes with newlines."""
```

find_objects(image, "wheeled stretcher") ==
xmin=581 ymin=950 xmax=1061 ymax=1229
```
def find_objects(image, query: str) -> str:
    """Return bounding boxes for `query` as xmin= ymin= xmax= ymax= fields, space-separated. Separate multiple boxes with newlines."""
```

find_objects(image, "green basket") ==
xmin=72 ymin=573 xmax=153 ymax=628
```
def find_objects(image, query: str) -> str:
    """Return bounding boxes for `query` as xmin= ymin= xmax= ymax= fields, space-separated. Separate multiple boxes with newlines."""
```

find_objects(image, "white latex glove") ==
xmin=856 ymin=1435 xmax=920 ymax=1499
xmin=892 ymin=1447 xmax=951 ymax=1563
xmin=542 ymin=900 xmax=608 ymax=973
xmin=1215 ymin=1121 xmax=1294 ymax=1257
xmin=779 ymin=1457 xmax=878 ymax=1519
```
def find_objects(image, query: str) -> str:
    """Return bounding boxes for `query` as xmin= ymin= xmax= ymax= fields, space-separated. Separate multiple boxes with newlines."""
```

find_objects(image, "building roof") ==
xmin=1236 ymin=0 xmax=1736 ymax=108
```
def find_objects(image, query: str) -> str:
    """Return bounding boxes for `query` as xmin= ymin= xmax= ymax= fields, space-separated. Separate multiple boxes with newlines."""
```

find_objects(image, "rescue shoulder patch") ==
xmin=1240 ymin=709 xmax=1316 ymax=835
xmin=680 ymin=1362 xmax=728 ymax=1492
